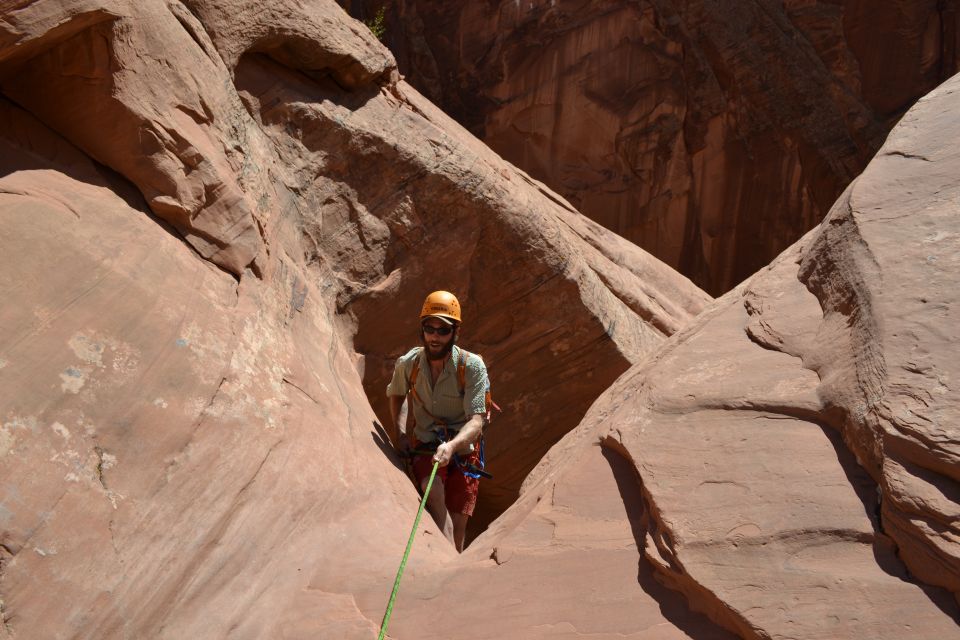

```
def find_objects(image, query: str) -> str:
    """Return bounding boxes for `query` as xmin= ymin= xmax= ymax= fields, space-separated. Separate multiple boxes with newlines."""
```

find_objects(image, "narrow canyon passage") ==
xmin=354 ymin=442 xmax=738 ymax=639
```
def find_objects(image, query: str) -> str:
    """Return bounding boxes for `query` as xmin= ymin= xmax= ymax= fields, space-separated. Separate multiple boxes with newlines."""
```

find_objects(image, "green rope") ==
xmin=377 ymin=460 xmax=439 ymax=640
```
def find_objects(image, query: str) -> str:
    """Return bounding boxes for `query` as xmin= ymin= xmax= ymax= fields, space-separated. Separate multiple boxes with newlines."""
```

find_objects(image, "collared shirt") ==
xmin=386 ymin=344 xmax=488 ymax=443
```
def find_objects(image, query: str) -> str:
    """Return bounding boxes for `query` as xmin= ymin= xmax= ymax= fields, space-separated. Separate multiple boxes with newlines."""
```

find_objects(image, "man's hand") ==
xmin=396 ymin=436 xmax=411 ymax=457
xmin=433 ymin=442 xmax=455 ymax=467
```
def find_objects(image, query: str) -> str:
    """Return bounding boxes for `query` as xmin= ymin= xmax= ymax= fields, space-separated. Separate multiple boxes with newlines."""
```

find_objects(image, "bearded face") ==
xmin=421 ymin=318 xmax=456 ymax=361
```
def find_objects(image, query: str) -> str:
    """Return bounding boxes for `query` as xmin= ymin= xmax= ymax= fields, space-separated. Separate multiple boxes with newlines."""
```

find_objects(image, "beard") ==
xmin=422 ymin=334 xmax=455 ymax=361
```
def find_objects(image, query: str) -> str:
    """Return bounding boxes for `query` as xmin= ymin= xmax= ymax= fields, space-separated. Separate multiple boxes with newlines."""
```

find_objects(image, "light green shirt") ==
xmin=386 ymin=345 xmax=488 ymax=443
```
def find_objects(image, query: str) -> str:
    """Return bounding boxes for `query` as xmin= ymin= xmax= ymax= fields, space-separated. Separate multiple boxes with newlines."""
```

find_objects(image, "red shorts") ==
xmin=411 ymin=441 xmax=480 ymax=516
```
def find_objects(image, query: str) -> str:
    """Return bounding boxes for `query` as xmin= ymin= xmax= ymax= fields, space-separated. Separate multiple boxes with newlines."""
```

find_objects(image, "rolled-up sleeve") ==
xmin=463 ymin=354 xmax=488 ymax=417
xmin=386 ymin=357 xmax=410 ymax=397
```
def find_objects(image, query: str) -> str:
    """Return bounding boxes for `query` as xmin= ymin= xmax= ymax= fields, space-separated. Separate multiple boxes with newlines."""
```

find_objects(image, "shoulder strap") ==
xmin=404 ymin=349 xmax=422 ymax=446
xmin=408 ymin=349 xmax=421 ymax=388
xmin=456 ymin=349 xmax=467 ymax=396
xmin=406 ymin=347 xmax=425 ymax=412
xmin=406 ymin=348 xmax=451 ymax=436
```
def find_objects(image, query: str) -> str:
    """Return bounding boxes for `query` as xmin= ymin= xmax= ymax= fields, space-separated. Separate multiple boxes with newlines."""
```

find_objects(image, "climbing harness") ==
xmin=405 ymin=347 xmax=500 ymax=478
xmin=403 ymin=447 xmax=494 ymax=479
xmin=377 ymin=459 xmax=438 ymax=640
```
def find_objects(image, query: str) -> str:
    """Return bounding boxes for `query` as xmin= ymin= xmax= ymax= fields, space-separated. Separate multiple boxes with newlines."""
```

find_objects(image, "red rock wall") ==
xmin=0 ymin=1 xmax=708 ymax=636
xmin=442 ymin=69 xmax=960 ymax=639
xmin=3 ymin=1 xmax=958 ymax=638
xmin=367 ymin=0 xmax=959 ymax=295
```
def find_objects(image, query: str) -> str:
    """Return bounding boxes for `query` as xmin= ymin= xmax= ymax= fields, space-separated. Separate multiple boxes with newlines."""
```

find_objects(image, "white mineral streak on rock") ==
xmin=1 ymin=415 xmax=37 ymax=455
xmin=50 ymin=422 xmax=71 ymax=441
xmin=59 ymin=367 xmax=86 ymax=394
xmin=68 ymin=333 xmax=104 ymax=366
xmin=0 ymin=426 xmax=14 ymax=457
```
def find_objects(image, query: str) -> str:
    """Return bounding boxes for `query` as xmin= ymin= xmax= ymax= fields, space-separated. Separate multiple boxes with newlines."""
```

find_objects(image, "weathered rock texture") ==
xmin=364 ymin=0 xmax=959 ymax=295
xmin=357 ymin=69 xmax=960 ymax=631
xmin=447 ymin=70 xmax=960 ymax=638
xmin=0 ymin=0 xmax=708 ymax=637
xmin=363 ymin=442 xmax=741 ymax=639
xmin=2 ymin=0 xmax=958 ymax=638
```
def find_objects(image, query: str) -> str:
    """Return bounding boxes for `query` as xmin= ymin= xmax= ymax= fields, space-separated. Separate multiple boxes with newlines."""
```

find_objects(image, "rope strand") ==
xmin=377 ymin=460 xmax=440 ymax=640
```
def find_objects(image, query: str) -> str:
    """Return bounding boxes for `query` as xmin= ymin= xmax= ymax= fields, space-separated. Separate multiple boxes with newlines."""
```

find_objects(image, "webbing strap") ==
xmin=406 ymin=349 xmax=467 ymax=442
xmin=456 ymin=353 xmax=466 ymax=393
xmin=405 ymin=348 xmax=484 ymax=476
xmin=377 ymin=460 xmax=439 ymax=640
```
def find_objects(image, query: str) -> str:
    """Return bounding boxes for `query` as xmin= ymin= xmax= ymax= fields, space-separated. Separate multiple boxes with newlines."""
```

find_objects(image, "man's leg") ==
xmin=444 ymin=463 xmax=479 ymax=553
xmin=421 ymin=475 xmax=454 ymax=544
xmin=451 ymin=512 xmax=469 ymax=552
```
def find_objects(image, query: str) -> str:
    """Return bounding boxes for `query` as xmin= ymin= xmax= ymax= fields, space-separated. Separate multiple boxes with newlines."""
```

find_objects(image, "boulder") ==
xmin=0 ymin=93 xmax=430 ymax=638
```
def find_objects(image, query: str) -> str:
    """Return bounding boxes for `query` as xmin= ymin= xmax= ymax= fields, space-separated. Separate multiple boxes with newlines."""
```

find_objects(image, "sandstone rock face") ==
xmin=3 ymin=0 xmax=957 ymax=638
xmin=371 ymin=0 xmax=958 ymax=295
xmin=0 ymin=95 xmax=425 ymax=640
xmin=361 ymin=442 xmax=740 ymax=639
xmin=455 ymin=71 xmax=960 ymax=637
xmin=0 ymin=1 xmax=707 ymax=637
xmin=228 ymin=49 xmax=709 ymax=536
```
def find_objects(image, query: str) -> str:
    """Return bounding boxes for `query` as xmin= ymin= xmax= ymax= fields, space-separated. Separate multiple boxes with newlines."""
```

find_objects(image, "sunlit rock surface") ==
xmin=0 ymin=1 xmax=707 ymax=637
xmin=1 ymin=1 xmax=956 ymax=638
xmin=456 ymin=71 xmax=960 ymax=638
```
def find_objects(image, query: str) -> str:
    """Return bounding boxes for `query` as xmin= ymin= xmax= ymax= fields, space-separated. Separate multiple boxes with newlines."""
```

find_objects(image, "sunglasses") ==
xmin=421 ymin=324 xmax=453 ymax=336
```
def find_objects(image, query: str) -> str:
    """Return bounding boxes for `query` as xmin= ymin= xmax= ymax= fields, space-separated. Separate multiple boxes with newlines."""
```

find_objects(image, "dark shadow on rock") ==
xmin=601 ymin=445 xmax=738 ymax=640
xmin=233 ymin=43 xmax=646 ymax=550
xmin=371 ymin=419 xmax=405 ymax=473
xmin=234 ymin=51 xmax=381 ymax=122
xmin=914 ymin=572 xmax=960 ymax=624
xmin=0 ymin=95 xmax=201 ymax=253
xmin=817 ymin=421 xmax=960 ymax=622
xmin=817 ymin=420 xmax=881 ymax=527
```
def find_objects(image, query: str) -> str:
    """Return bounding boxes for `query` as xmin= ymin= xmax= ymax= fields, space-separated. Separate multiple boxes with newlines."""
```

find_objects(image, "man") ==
xmin=386 ymin=290 xmax=488 ymax=552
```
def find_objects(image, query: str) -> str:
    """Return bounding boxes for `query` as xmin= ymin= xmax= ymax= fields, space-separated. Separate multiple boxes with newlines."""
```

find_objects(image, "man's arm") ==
xmin=433 ymin=414 xmax=483 ymax=467
xmin=385 ymin=353 xmax=413 ymax=453
xmin=433 ymin=350 xmax=487 ymax=466
xmin=387 ymin=395 xmax=406 ymax=450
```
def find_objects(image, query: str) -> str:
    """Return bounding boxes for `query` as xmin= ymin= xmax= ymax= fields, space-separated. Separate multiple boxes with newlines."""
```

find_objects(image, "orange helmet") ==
xmin=420 ymin=290 xmax=462 ymax=325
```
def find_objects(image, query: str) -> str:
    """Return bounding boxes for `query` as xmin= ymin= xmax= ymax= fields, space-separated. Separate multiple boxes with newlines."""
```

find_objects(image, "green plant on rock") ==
xmin=365 ymin=6 xmax=387 ymax=41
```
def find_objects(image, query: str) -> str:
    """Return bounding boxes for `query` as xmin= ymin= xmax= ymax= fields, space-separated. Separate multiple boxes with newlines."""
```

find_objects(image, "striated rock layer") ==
xmin=0 ymin=0 xmax=708 ymax=637
xmin=368 ymin=0 xmax=958 ymax=295
xmin=2 ymin=0 xmax=958 ymax=638
xmin=437 ymin=69 xmax=960 ymax=638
